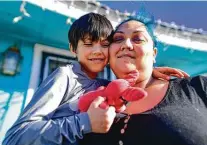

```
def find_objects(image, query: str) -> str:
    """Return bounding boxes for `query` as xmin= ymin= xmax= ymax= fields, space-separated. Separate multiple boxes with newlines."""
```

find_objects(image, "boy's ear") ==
xmin=69 ymin=44 xmax=77 ymax=56
xmin=153 ymin=47 xmax=157 ymax=63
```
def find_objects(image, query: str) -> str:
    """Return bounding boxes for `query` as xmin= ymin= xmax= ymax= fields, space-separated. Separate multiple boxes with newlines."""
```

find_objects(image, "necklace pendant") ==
xmin=119 ymin=140 xmax=124 ymax=145
xmin=121 ymin=128 xmax=125 ymax=134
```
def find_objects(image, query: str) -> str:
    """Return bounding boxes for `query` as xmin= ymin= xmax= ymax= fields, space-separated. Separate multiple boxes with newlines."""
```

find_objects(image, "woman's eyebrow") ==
xmin=115 ymin=30 xmax=146 ymax=35
xmin=133 ymin=30 xmax=145 ymax=34
xmin=114 ymin=31 xmax=124 ymax=34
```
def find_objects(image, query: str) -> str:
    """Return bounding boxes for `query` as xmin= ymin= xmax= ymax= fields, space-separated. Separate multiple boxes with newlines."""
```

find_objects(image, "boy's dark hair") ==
xmin=68 ymin=12 xmax=113 ymax=51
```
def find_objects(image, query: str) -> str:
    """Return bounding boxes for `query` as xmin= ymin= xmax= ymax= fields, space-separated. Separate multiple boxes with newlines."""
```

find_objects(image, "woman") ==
xmin=80 ymin=15 xmax=207 ymax=145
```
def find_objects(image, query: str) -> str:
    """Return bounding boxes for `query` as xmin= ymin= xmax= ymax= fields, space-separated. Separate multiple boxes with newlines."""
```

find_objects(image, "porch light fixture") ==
xmin=0 ymin=45 xmax=23 ymax=76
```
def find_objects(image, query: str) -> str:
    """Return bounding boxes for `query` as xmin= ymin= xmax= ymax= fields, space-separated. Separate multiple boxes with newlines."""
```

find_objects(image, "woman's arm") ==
xmin=152 ymin=67 xmax=189 ymax=80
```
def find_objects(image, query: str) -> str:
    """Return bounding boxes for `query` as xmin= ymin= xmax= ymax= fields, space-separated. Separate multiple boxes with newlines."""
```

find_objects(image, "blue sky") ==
xmin=100 ymin=1 xmax=207 ymax=31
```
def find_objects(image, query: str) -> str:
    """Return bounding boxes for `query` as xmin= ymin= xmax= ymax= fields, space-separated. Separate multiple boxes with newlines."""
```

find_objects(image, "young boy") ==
xmin=3 ymin=13 xmax=188 ymax=145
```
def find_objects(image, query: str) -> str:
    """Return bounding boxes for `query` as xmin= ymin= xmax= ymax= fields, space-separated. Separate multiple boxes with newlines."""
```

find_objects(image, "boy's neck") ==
xmin=86 ymin=72 xmax=98 ymax=79
xmin=81 ymin=66 xmax=98 ymax=79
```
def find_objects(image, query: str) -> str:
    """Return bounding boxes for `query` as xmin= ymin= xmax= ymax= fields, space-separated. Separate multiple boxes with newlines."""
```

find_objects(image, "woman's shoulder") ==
xmin=188 ymin=75 xmax=207 ymax=92
xmin=170 ymin=75 xmax=207 ymax=95
xmin=188 ymin=75 xmax=207 ymax=85
xmin=170 ymin=75 xmax=207 ymax=85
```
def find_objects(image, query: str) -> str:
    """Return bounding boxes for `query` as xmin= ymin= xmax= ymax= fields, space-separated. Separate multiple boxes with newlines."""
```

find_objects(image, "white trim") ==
xmin=201 ymin=73 xmax=207 ymax=76
xmin=27 ymin=0 xmax=207 ymax=52
xmin=43 ymin=56 xmax=50 ymax=82
xmin=25 ymin=44 xmax=74 ymax=106
xmin=27 ymin=0 xmax=119 ymax=27
xmin=155 ymin=33 xmax=207 ymax=52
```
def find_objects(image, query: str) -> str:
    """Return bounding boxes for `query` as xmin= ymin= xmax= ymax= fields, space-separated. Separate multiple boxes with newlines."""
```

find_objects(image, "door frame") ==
xmin=25 ymin=44 xmax=74 ymax=106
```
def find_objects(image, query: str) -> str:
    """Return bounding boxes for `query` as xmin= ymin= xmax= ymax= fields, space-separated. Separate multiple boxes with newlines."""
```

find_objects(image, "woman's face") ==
xmin=109 ymin=20 xmax=157 ymax=82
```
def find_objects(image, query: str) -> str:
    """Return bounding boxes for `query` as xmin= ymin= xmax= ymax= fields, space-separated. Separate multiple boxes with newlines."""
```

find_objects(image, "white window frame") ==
xmin=43 ymin=56 xmax=76 ymax=81
xmin=25 ymin=44 xmax=74 ymax=106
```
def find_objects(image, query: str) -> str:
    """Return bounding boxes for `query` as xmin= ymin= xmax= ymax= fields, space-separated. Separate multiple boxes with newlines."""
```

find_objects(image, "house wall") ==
xmin=0 ymin=35 xmax=34 ymax=143
xmin=156 ymin=42 xmax=207 ymax=76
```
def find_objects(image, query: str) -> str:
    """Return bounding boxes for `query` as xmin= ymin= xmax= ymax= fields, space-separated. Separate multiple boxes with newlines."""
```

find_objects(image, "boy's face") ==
xmin=73 ymin=35 xmax=109 ymax=79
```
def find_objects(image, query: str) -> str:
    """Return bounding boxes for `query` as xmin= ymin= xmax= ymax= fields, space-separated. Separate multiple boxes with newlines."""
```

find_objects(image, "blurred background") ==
xmin=0 ymin=0 xmax=207 ymax=143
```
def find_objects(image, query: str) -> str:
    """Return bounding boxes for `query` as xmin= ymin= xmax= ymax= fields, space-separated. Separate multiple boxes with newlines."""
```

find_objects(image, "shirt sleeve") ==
xmin=2 ymin=67 xmax=92 ymax=145
xmin=190 ymin=75 xmax=207 ymax=98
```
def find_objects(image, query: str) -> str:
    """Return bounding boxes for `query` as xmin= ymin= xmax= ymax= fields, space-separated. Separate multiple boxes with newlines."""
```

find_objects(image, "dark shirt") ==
xmin=81 ymin=76 xmax=207 ymax=145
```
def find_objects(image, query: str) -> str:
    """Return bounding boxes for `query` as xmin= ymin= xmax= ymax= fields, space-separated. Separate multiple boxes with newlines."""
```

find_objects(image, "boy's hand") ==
xmin=87 ymin=96 xmax=116 ymax=133
xmin=153 ymin=67 xmax=190 ymax=80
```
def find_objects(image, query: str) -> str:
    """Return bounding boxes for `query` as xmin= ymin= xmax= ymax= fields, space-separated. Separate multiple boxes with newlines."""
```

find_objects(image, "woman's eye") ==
xmin=113 ymin=36 xmax=124 ymax=43
xmin=132 ymin=37 xmax=146 ymax=44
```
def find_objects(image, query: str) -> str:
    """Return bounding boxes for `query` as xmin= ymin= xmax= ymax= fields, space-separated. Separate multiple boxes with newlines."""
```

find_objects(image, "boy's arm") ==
xmin=153 ymin=67 xmax=189 ymax=80
xmin=3 ymin=67 xmax=91 ymax=145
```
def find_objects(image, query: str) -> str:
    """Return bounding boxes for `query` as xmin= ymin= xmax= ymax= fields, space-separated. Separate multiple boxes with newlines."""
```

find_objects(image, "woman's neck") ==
xmin=134 ymin=76 xmax=155 ymax=88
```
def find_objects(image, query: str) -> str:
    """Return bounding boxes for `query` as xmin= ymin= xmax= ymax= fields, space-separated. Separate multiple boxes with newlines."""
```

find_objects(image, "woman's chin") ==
xmin=118 ymin=63 xmax=137 ymax=73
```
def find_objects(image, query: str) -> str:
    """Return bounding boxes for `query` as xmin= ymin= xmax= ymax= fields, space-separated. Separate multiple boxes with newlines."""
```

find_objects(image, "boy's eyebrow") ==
xmin=82 ymin=36 xmax=92 ymax=41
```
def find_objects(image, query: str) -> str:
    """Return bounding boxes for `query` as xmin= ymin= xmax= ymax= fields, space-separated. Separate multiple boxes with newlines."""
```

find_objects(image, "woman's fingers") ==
xmin=153 ymin=67 xmax=190 ymax=79
xmin=153 ymin=68 xmax=170 ymax=80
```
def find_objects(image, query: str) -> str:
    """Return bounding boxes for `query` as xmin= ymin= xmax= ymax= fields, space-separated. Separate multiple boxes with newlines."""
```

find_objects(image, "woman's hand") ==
xmin=152 ymin=67 xmax=190 ymax=80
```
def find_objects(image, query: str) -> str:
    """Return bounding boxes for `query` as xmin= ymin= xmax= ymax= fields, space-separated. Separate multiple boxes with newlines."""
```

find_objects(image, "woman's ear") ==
xmin=70 ymin=44 xmax=77 ymax=57
xmin=153 ymin=47 xmax=157 ymax=63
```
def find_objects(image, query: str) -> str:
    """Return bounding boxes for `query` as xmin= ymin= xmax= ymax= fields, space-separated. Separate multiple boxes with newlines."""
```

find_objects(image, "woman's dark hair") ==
xmin=68 ymin=12 xmax=113 ymax=51
xmin=115 ymin=14 xmax=157 ymax=48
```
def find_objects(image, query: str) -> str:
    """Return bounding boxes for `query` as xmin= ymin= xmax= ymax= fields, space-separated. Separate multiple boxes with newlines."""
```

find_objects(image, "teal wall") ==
xmin=156 ymin=42 xmax=207 ymax=76
xmin=0 ymin=35 xmax=34 ymax=143
xmin=0 ymin=2 xmax=73 ymax=142
xmin=0 ymin=1 xmax=74 ymax=50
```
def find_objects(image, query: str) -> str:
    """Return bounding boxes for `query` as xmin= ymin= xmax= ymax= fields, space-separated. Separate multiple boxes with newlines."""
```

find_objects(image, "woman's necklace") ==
xmin=116 ymin=78 xmax=157 ymax=145
xmin=115 ymin=113 xmax=131 ymax=145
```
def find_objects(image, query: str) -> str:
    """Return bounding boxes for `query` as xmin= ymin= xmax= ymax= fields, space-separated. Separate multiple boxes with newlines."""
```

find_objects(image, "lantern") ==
xmin=0 ymin=45 xmax=23 ymax=76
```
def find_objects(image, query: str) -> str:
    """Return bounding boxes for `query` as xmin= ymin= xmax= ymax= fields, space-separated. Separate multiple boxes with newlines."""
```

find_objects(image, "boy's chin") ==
xmin=91 ymin=67 xmax=105 ymax=74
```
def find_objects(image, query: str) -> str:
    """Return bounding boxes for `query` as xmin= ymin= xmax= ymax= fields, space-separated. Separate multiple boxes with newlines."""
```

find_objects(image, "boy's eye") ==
xmin=84 ymin=43 xmax=92 ymax=46
xmin=102 ymin=44 xmax=110 ymax=48
xmin=100 ymin=40 xmax=110 ymax=48
xmin=101 ymin=43 xmax=110 ymax=47
xmin=113 ymin=36 xmax=124 ymax=43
